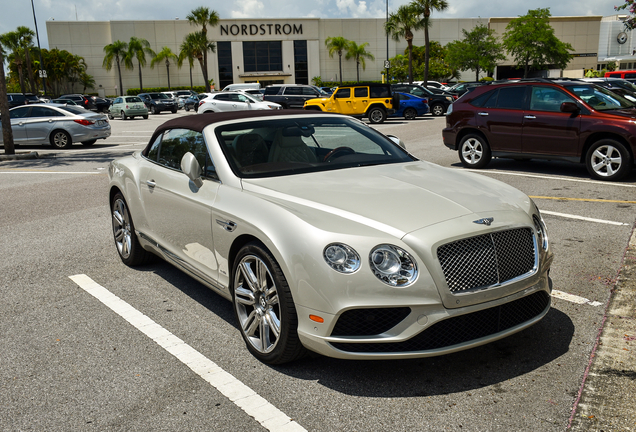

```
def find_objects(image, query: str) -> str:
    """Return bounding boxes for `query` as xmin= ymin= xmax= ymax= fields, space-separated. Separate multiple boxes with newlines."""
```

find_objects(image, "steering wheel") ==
xmin=324 ymin=146 xmax=355 ymax=162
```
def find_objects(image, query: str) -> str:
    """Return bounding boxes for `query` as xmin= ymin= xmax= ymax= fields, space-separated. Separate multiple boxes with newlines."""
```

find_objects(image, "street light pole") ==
xmin=31 ymin=0 xmax=47 ymax=96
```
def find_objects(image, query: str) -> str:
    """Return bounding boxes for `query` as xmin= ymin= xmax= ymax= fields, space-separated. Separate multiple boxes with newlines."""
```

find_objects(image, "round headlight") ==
xmin=533 ymin=215 xmax=549 ymax=250
xmin=369 ymin=245 xmax=418 ymax=287
xmin=323 ymin=243 xmax=360 ymax=274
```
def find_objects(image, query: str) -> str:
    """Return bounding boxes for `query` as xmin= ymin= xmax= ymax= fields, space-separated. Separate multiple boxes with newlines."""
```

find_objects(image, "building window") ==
xmin=243 ymin=41 xmax=282 ymax=72
xmin=218 ymin=42 xmax=233 ymax=90
xmin=294 ymin=40 xmax=308 ymax=85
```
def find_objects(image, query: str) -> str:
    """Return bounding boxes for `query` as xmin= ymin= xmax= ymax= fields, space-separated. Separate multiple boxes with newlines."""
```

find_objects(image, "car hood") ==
xmin=241 ymin=161 xmax=532 ymax=239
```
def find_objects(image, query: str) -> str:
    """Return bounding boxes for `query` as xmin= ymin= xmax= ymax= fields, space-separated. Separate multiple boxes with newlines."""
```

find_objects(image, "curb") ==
xmin=0 ymin=151 xmax=57 ymax=161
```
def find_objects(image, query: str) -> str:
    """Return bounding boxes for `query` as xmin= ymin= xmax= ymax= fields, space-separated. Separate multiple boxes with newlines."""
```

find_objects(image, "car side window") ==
xmin=215 ymin=94 xmax=230 ymax=101
xmin=149 ymin=129 xmax=217 ymax=178
xmin=354 ymin=87 xmax=369 ymax=98
xmin=284 ymin=87 xmax=302 ymax=95
xmin=29 ymin=107 xmax=61 ymax=117
xmin=370 ymin=86 xmax=390 ymax=98
xmin=302 ymin=87 xmax=319 ymax=96
xmin=9 ymin=107 xmax=29 ymax=119
xmin=335 ymin=88 xmax=350 ymax=98
xmin=530 ymin=87 xmax=575 ymax=112
xmin=495 ymin=86 xmax=526 ymax=109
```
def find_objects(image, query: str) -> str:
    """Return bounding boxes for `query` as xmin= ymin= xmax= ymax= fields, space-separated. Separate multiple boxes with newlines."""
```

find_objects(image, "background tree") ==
xmin=325 ymin=36 xmax=350 ymax=84
xmin=16 ymin=27 xmax=37 ymax=94
xmin=186 ymin=6 xmax=219 ymax=92
xmin=345 ymin=42 xmax=375 ymax=82
xmin=182 ymin=31 xmax=215 ymax=90
xmin=446 ymin=24 xmax=505 ymax=81
xmin=412 ymin=42 xmax=457 ymax=81
xmin=103 ymin=40 xmax=128 ymax=96
xmin=127 ymin=37 xmax=154 ymax=93
xmin=1 ymin=41 xmax=15 ymax=155
xmin=502 ymin=8 xmax=574 ymax=78
xmin=151 ymin=47 xmax=179 ymax=90
xmin=0 ymin=31 xmax=26 ymax=94
xmin=615 ymin=0 xmax=636 ymax=30
xmin=178 ymin=37 xmax=198 ymax=90
xmin=413 ymin=0 xmax=448 ymax=85
xmin=385 ymin=4 xmax=422 ymax=84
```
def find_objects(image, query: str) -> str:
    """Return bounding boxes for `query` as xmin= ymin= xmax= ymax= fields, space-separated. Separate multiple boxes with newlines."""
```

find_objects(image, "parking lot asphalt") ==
xmin=0 ymin=113 xmax=636 ymax=431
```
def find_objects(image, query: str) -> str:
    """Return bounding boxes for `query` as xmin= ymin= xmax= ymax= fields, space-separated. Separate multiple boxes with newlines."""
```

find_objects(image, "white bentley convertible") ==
xmin=108 ymin=110 xmax=553 ymax=364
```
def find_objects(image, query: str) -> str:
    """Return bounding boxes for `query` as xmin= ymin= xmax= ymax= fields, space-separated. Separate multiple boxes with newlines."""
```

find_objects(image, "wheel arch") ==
xmin=456 ymin=128 xmax=488 ymax=150
xmin=581 ymin=133 xmax=634 ymax=164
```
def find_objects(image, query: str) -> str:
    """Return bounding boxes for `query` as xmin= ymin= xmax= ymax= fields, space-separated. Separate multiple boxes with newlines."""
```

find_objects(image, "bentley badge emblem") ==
xmin=473 ymin=217 xmax=494 ymax=226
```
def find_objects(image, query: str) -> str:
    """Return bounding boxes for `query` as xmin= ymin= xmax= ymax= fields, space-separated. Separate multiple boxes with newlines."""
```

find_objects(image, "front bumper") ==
xmin=296 ymin=273 xmax=551 ymax=360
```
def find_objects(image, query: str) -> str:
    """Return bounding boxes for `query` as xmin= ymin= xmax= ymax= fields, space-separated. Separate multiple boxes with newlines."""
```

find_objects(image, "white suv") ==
xmin=198 ymin=92 xmax=281 ymax=113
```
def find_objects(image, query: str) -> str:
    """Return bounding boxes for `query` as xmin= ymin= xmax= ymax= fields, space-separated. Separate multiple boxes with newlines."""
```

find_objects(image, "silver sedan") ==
xmin=1 ymin=103 xmax=111 ymax=149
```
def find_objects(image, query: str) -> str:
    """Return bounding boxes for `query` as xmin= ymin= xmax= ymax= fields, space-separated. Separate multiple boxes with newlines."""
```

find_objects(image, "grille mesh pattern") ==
xmin=331 ymin=308 xmax=411 ymax=336
xmin=330 ymin=291 xmax=550 ymax=353
xmin=437 ymin=228 xmax=535 ymax=293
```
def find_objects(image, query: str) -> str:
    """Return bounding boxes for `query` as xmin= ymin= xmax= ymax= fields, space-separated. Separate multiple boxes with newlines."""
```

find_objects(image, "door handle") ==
xmin=524 ymin=115 xmax=536 ymax=119
xmin=216 ymin=219 xmax=237 ymax=232
xmin=146 ymin=180 xmax=156 ymax=188
xmin=478 ymin=112 xmax=488 ymax=116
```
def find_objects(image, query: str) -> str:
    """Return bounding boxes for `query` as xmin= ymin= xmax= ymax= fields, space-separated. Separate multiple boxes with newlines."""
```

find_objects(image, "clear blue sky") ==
xmin=1 ymin=0 xmax=625 ymax=50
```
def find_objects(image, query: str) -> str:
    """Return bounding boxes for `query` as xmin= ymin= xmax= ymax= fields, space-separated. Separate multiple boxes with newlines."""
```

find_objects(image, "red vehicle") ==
xmin=604 ymin=70 xmax=636 ymax=81
xmin=442 ymin=79 xmax=636 ymax=181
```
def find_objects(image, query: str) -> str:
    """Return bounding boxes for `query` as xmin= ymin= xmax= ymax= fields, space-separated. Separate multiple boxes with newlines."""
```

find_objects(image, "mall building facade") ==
xmin=45 ymin=14 xmax=631 ymax=97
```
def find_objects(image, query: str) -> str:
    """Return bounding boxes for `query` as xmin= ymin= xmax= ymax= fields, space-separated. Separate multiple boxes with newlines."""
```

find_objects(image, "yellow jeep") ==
xmin=303 ymin=83 xmax=397 ymax=124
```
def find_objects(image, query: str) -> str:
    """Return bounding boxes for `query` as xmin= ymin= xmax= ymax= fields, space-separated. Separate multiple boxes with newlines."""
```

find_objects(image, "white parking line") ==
xmin=0 ymin=171 xmax=103 ymax=174
xmin=552 ymin=290 xmax=603 ymax=307
xmin=462 ymin=168 xmax=636 ymax=188
xmin=540 ymin=210 xmax=631 ymax=226
xmin=69 ymin=274 xmax=307 ymax=432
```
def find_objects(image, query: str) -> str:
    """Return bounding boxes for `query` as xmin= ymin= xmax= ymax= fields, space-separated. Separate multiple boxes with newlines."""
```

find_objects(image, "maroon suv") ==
xmin=442 ymin=79 xmax=636 ymax=181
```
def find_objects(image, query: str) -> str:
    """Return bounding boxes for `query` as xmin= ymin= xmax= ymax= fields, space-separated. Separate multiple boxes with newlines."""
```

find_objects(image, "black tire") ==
xmin=150 ymin=105 xmax=157 ymax=114
xmin=121 ymin=111 xmax=127 ymax=120
xmin=585 ymin=139 xmax=633 ymax=181
xmin=81 ymin=139 xmax=97 ymax=146
xmin=185 ymin=106 xmax=190 ymax=112
xmin=232 ymin=242 xmax=306 ymax=364
xmin=50 ymin=130 xmax=72 ymax=149
xmin=143 ymin=115 xmax=148 ymax=119
xmin=111 ymin=192 xmax=151 ymax=266
xmin=367 ymin=107 xmax=387 ymax=124
xmin=431 ymin=103 xmax=445 ymax=116
xmin=171 ymin=108 xmax=177 ymax=114
xmin=403 ymin=107 xmax=417 ymax=120
xmin=108 ymin=112 xmax=114 ymax=120
xmin=458 ymin=133 xmax=492 ymax=169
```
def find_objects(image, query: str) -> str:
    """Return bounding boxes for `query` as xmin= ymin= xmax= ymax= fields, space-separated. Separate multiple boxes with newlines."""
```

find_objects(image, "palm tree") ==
xmin=385 ymin=4 xmax=423 ymax=84
xmin=413 ymin=0 xmax=448 ymax=85
xmin=0 ymin=31 xmax=26 ymax=94
xmin=186 ymin=6 xmax=219 ymax=92
xmin=182 ymin=31 xmax=215 ymax=90
xmin=79 ymin=71 xmax=95 ymax=93
xmin=346 ymin=42 xmax=375 ymax=82
xmin=178 ymin=36 xmax=198 ymax=90
xmin=103 ymin=40 xmax=128 ymax=96
xmin=16 ymin=27 xmax=37 ymax=94
xmin=151 ymin=46 xmax=178 ymax=90
xmin=325 ymin=36 xmax=349 ymax=85
xmin=127 ymin=37 xmax=154 ymax=93
xmin=1 ymin=42 xmax=16 ymax=155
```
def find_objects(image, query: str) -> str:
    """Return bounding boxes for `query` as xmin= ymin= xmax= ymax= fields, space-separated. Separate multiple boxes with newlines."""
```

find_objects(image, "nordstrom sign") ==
xmin=220 ymin=23 xmax=303 ymax=36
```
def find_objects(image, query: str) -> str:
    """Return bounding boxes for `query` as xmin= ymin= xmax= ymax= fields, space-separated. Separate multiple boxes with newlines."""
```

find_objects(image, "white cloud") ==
xmin=230 ymin=1 xmax=266 ymax=18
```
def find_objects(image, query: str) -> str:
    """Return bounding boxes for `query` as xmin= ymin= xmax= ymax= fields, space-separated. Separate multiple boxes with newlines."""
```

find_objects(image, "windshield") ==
xmin=214 ymin=117 xmax=415 ymax=178
xmin=566 ymin=84 xmax=635 ymax=111
xmin=149 ymin=93 xmax=169 ymax=100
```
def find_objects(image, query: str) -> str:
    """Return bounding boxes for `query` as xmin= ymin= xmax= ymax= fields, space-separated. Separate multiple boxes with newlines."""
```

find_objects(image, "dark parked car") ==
xmin=391 ymin=84 xmax=454 ymax=116
xmin=445 ymin=82 xmax=491 ymax=98
xmin=7 ymin=93 xmax=40 ymax=108
xmin=91 ymin=96 xmax=111 ymax=112
xmin=442 ymin=78 xmax=636 ymax=181
xmin=138 ymin=92 xmax=178 ymax=114
xmin=183 ymin=94 xmax=202 ymax=112
xmin=263 ymin=84 xmax=330 ymax=109
xmin=59 ymin=94 xmax=96 ymax=111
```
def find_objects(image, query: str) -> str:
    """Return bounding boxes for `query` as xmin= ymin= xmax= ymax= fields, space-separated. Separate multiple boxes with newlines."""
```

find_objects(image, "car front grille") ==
xmin=330 ymin=291 xmax=549 ymax=353
xmin=331 ymin=307 xmax=411 ymax=336
xmin=437 ymin=228 xmax=536 ymax=293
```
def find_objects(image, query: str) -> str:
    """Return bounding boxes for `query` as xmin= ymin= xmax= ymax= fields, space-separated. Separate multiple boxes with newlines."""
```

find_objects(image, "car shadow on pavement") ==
xmin=145 ymin=261 xmax=574 ymax=398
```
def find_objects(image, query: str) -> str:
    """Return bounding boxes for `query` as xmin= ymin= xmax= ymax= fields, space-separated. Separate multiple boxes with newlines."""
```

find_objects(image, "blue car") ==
xmin=391 ymin=92 xmax=429 ymax=119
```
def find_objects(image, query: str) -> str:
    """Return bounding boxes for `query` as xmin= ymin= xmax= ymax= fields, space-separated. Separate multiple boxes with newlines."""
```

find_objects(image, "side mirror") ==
xmin=560 ymin=102 xmax=579 ymax=113
xmin=180 ymin=152 xmax=203 ymax=188
xmin=386 ymin=134 xmax=406 ymax=150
